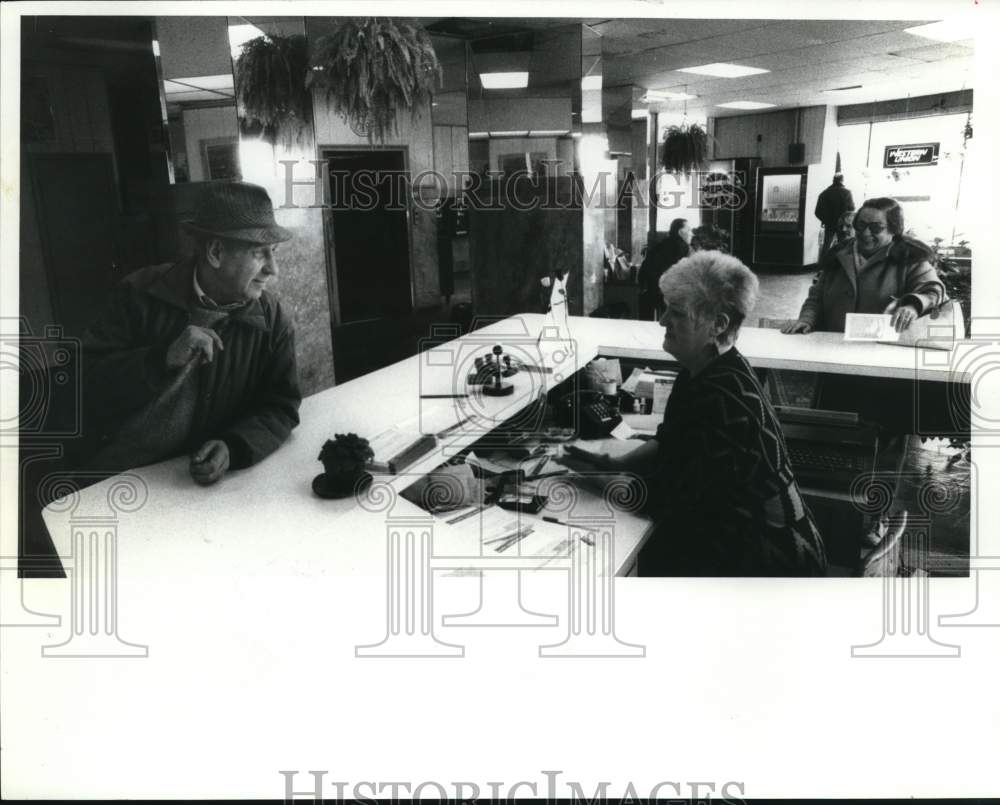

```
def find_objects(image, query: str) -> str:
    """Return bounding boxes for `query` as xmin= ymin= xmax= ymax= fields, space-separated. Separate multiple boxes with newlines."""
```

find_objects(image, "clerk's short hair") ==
xmin=659 ymin=250 xmax=759 ymax=344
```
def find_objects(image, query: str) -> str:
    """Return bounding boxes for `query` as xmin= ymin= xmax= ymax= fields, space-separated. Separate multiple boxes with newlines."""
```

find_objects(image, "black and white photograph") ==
xmin=2 ymin=1 xmax=998 ymax=800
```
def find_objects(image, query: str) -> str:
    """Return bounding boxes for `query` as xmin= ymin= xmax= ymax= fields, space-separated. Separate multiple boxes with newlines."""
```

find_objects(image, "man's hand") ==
xmin=190 ymin=440 xmax=230 ymax=485
xmin=884 ymin=300 xmax=919 ymax=333
xmin=781 ymin=320 xmax=813 ymax=334
xmin=166 ymin=325 xmax=224 ymax=369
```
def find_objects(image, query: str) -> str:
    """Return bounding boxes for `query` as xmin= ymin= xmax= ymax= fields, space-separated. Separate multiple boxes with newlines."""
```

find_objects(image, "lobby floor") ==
xmin=750 ymin=267 xmax=816 ymax=324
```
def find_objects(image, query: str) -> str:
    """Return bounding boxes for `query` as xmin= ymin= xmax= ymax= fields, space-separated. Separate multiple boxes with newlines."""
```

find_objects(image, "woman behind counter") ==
xmin=568 ymin=251 xmax=828 ymax=577
xmin=782 ymin=197 xmax=945 ymax=334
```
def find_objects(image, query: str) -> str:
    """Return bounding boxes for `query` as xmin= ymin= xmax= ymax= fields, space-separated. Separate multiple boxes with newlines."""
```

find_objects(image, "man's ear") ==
xmin=205 ymin=238 xmax=225 ymax=268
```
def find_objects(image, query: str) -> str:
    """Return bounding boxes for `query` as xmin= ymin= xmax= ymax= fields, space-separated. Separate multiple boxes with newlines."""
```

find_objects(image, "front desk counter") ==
xmin=39 ymin=313 xmax=970 ymax=580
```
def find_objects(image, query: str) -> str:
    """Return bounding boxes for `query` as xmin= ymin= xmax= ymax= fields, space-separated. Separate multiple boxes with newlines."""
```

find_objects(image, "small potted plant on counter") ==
xmin=313 ymin=432 xmax=375 ymax=499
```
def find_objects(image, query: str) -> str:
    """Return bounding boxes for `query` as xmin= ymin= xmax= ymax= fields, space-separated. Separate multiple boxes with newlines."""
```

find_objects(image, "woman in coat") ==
xmin=783 ymin=197 xmax=945 ymax=334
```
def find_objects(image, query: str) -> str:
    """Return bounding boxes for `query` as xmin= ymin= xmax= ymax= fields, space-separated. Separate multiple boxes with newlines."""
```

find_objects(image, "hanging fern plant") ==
xmin=306 ymin=18 xmax=442 ymax=143
xmin=234 ymin=33 xmax=312 ymax=147
xmin=661 ymin=123 xmax=710 ymax=176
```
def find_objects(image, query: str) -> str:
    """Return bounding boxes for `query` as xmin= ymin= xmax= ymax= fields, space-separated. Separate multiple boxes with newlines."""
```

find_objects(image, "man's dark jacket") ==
xmin=814 ymin=182 xmax=854 ymax=228
xmin=75 ymin=258 xmax=301 ymax=471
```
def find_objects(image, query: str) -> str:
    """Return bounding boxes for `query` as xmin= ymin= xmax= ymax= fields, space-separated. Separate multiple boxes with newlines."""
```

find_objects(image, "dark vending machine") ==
xmin=699 ymin=157 xmax=760 ymax=267
xmin=752 ymin=167 xmax=808 ymax=269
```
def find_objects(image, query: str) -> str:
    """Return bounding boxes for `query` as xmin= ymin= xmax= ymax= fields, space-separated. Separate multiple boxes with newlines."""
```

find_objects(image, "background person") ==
xmin=637 ymin=218 xmax=691 ymax=321
xmin=783 ymin=196 xmax=945 ymax=335
xmin=567 ymin=251 xmax=827 ymax=576
xmin=815 ymin=173 xmax=855 ymax=257
xmin=835 ymin=209 xmax=856 ymax=247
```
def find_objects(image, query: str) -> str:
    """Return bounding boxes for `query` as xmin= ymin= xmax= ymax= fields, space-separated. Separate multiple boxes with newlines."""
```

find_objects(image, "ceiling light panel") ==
xmin=716 ymin=101 xmax=776 ymax=109
xmin=677 ymin=62 xmax=770 ymax=78
xmin=479 ymin=72 xmax=529 ymax=89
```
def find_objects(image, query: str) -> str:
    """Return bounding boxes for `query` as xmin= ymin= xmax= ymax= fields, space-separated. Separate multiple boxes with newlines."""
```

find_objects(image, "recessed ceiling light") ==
xmin=581 ymin=75 xmax=602 ymax=91
xmin=479 ymin=72 xmax=529 ymax=89
xmin=716 ymin=101 xmax=776 ymax=110
xmin=640 ymin=90 xmax=697 ymax=102
xmin=904 ymin=20 xmax=975 ymax=42
xmin=677 ymin=63 xmax=769 ymax=78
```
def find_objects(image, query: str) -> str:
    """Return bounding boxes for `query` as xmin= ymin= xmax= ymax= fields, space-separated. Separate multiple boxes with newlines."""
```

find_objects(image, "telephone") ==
xmin=557 ymin=390 xmax=622 ymax=439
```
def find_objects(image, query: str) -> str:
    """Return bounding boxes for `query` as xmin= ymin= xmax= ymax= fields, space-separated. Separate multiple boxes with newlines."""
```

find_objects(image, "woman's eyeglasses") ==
xmin=853 ymin=220 xmax=887 ymax=235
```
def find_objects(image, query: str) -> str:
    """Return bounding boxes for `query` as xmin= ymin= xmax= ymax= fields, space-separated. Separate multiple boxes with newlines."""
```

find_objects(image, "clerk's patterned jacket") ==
xmin=644 ymin=346 xmax=827 ymax=576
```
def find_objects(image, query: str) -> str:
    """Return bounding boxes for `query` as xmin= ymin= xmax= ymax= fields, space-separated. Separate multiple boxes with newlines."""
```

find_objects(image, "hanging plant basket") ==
xmin=234 ymin=33 xmax=313 ymax=147
xmin=661 ymin=123 xmax=710 ymax=176
xmin=306 ymin=18 xmax=442 ymax=144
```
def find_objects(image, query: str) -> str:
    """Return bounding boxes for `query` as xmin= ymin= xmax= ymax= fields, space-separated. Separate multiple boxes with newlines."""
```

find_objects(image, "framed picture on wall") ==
xmin=201 ymin=136 xmax=240 ymax=181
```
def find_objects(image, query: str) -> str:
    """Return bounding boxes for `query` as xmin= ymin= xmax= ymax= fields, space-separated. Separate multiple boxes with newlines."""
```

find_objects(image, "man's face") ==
xmin=214 ymin=240 xmax=279 ymax=302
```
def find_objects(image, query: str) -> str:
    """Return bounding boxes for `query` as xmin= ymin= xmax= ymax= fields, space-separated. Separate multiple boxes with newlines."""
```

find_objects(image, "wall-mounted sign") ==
xmin=883 ymin=142 xmax=939 ymax=168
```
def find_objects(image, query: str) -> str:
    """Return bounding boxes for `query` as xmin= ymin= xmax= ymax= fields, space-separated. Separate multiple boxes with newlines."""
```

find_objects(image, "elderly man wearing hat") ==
xmin=75 ymin=182 xmax=301 ymax=484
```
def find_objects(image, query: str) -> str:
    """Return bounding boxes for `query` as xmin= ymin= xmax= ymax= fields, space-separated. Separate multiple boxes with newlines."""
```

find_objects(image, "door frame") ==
xmin=318 ymin=145 xmax=416 ymax=328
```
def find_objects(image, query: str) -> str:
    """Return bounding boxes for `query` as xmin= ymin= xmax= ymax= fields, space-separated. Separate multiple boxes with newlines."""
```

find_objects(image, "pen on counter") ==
xmin=542 ymin=516 xmax=596 ymax=546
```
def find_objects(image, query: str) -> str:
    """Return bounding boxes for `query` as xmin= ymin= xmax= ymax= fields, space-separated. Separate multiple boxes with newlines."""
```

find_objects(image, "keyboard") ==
xmin=787 ymin=443 xmax=870 ymax=474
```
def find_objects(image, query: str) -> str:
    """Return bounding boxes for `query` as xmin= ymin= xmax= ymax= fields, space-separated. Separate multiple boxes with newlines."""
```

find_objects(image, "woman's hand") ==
xmin=781 ymin=320 xmax=813 ymax=334
xmin=884 ymin=300 xmax=919 ymax=332
xmin=563 ymin=444 xmax=617 ymax=472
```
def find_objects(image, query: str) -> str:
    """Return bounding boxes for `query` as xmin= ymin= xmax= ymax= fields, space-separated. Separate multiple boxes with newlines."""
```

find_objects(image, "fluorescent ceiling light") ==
xmin=469 ymin=132 xmax=489 ymax=139
xmin=631 ymin=109 xmax=649 ymax=119
xmin=581 ymin=75 xmax=602 ymax=91
xmin=678 ymin=62 xmax=769 ymax=78
xmin=640 ymin=90 xmax=697 ymax=102
xmin=716 ymin=101 xmax=776 ymax=110
xmin=822 ymin=85 xmax=863 ymax=93
xmin=489 ymin=130 xmax=530 ymax=137
xmin=571 ymin=132 xmax=582 ymax=138
xmin=904 ymin=20 xmax=975 ymax=42
xmin=479 ymin=72 xmax=529 ymax=89
xmin=530 ymin=130 xmax=570 ymax=137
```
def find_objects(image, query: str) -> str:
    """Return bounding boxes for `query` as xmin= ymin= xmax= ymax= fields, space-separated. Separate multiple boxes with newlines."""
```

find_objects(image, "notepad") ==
xmin=844 ymin=313 xmax=899 ymax=343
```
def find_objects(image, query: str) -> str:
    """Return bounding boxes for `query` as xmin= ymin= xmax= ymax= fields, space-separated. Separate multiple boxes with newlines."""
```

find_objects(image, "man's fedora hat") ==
xmin=183 ymin=182 xmax=293 ymax=244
